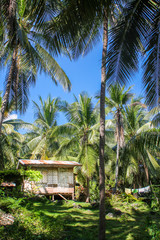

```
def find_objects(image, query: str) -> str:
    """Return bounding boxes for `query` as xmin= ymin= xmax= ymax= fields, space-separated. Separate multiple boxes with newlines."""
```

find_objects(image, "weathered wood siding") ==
xmin=36 ymin=167 xmax=74 ymax=186
xmin=24 ymin=167 xmax=75 ymax=197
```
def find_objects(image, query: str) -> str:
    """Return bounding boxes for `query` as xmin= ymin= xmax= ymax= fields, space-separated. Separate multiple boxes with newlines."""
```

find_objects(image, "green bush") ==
xmin=0 ymin=188 xmax=5 ymax=197
xmin=120 ymin=193 xmax=139 ymax=203
xmin=148 ymin=224 xmax=160 ymax=240
xmin=0 ymin=170 xmax=23 ymax=186
xmin=22 ymin=169 xmax=43 ymax=182
xmin=89 ymin=181 xmax=99 ymax=203
xmin=0 ymin=197 xmax=23 ymax=213
xmin=0 ymin=206 xmax=65 ymax=240
xmin=150 ymin=185 xmax=160 ymax=211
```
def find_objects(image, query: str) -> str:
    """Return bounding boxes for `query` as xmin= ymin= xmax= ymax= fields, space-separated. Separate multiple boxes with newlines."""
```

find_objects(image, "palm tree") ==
xmin=0 ymin=92 xmax=30 ymax=169
xmin=49 ymin=2 xmax=124 ymax=237
xmin=124 ymin=98 xmax=148 ymax=140
xmin=105 ymin=84 xmax=133 ymax=192
xmin=106 ymin=0 xmax=159 ymax=109
xmin=121 ymin=100 xmax=160 ymax=188
xmin=0 ymin=1 xmax=71 ymax=132
xmin=24 ymin=96 xmax=60 ymax=159
xmin=55 ymin=93 xmax=100 ymax=202
xmin=0 ymin=121 xmax=24 ymax=170
xmin=121 ymin=129 xmax=160 ymax=189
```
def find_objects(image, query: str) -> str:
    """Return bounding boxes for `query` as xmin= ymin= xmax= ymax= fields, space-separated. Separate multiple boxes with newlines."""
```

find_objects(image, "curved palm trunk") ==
xmin=0 ymin=0 xmax=17 ymax=134
xmin=0 ymin=49 xmax=17 ymax=133
xmin=99 ymin=8 xmax=108 ymax=240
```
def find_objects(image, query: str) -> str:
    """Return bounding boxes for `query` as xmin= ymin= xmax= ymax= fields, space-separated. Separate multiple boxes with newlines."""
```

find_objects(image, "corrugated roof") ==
xmin=18 ymin=159 xmax=81 ymax=168
xmin=1 ymin=182 xmax=16 ymax=187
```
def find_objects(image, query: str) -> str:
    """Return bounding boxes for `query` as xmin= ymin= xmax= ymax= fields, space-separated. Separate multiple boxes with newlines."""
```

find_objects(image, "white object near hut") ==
xmin=17 ymin=159 xmax=81 ymax=200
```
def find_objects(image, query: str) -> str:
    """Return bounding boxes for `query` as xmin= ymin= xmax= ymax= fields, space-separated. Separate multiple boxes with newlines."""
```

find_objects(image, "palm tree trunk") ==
xmin=0 ymin=49 xmax=17 ymax=133
xmin=0 ymin=152 xmax=4 ymax=170
xmin=114 ymin=140 xmax=120 ymax=193
xmin=0 ymin=0 xmax=17 ymax=133
xmin=86 ymin=176 xmax=90 ymax=203
xmin=8 ymin=0 xmax=17 ymax=40
xmin=143 ymin=160 xmax=149 ymax=185
xmin=113 ymin=108 xmax=124 ymax=193
xmin=99 ymin=8 xmax=108 ymax=240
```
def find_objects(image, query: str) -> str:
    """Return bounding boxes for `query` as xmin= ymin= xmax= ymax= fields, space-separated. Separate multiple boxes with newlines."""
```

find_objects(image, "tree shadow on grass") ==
xmin=106 ymin=207 xmax=159 ymax=240
xmin=57 ymin=203 xmax=159 ymax=240
xmin=19 ymin=198 xmax=160 ymax=240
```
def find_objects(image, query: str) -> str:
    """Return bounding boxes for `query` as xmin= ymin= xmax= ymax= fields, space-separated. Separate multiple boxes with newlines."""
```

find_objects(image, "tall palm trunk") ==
xmin=114 ymin=136 xmax=120 ymax=192
xmin=0 ymin=0 xmax=17 ymax=134
xmin=113 ymin=108 xmax=124 ymax=193
xmin=0 ymin=49 xmax=17 ymax=133
xmin=8 ymin=0 xmax=17 ymax=41
xmin=85 ymin=139 xmax=90 ymax=203
xmin=99 ymin=8 xmax=108 ymax=240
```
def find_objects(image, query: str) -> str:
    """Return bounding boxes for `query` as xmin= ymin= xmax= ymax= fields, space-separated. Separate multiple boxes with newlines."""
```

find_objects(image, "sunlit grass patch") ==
xmin=0 ymin=195 xmax=159 ymax=239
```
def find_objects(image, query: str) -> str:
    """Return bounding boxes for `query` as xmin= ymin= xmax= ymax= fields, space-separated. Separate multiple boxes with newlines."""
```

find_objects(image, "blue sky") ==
xmin=0 ymin=41 xmax=143 ymax=125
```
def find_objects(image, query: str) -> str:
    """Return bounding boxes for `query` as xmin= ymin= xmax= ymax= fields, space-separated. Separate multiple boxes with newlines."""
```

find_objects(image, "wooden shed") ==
xmin=18 ymin=159 xmax=81 ymax=200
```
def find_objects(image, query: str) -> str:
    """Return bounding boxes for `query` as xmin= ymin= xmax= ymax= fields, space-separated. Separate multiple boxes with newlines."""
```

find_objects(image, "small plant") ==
xmin=75 ymin=185 xmax=86 ymax=201
xmin=0 ymin=197 xmax=23 ymax=213
xmin=0 ymin=188 xmax=5 ymax=197
xmin=23 ymin=169 xmax=43 ymax=182
xmin=89 ymin=181 xmax=99 ymax=203
xmin=148 ymin=224 xmax=160 ymax=240
xmin=120 ymin=193 xmax=139 ymax=203
xmin=151 ymin=199 xmax=160 ymax=211
xmin=105 ymin=177 xmax=115 ymax=191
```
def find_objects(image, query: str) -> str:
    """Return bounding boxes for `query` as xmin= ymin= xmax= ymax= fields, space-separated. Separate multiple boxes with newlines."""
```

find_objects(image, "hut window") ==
xmin=39 ymin=170 xmax=47 ymax=183
xmin=47 ymin=169 xmax=58 ymax=184
xmin=52 ymin=170 xmax=58 ymax=184
xmin=48 ymin=170 xmax=52 ymax=184
xmin=68 ymin=172 xmax=73 ymax=184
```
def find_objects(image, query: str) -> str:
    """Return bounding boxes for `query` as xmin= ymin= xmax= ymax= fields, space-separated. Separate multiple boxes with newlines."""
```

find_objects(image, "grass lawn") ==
xmin=0 ymin=195 xmax=160 ymax=239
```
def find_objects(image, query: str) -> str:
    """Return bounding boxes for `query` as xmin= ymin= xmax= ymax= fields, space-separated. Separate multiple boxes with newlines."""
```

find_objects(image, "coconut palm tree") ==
xmin=54 ymin=93 xmax=100 ymax=202
xmin=0 ymin=121 xmax=24 ymax=170
xmin=121 ymin=99 xmax=160 ymax=188
xmin=49 ymin=2 xmax=124 ymax=236
xmin=0 ymin=1 xmax=71 ymax=132
xmin=123 ymin=98 xmax=148 ymax=140
xmin=24 ymin=96 xmax=60 ymax=159
xmin=105 ymin=84 xmax=133 ymax=192
xmin=121 ymin=129 xmax=160 ymax=189
xmin=0 ymin=92 xmax=31 ymax=169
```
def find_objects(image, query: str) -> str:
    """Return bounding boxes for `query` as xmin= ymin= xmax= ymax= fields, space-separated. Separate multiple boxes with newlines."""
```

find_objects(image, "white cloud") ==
xmin=4 ymin=114 xmax=18 ymax=121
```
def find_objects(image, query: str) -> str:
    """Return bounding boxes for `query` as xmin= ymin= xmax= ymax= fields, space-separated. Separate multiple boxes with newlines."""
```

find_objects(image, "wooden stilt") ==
xmin=58 ymin=193 xmax=68 ymax=202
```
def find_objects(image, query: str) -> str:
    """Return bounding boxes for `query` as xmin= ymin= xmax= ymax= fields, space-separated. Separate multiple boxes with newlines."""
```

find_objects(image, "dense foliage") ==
xmin=0 ymin=1 xmax=160 ymax=239
xmin=0 ymin=194 xmax=160 ymax=239
xmin=0 ymin=170 xmax=23 ymax=186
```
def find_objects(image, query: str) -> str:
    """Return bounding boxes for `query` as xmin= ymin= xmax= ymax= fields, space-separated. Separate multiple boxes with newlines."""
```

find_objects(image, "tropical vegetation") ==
xmin=0 ymin=0 xmax=160 ymax=240
xmin=23 ymin=96 xmax=60 ymax=159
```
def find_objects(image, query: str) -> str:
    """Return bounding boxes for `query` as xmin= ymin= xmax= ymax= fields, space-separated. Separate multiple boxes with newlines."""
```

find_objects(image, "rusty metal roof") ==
xmin=18 ymin=159 xmax=81 ymax=168
xmin=1 ymin=182 xmax=16 ymax=187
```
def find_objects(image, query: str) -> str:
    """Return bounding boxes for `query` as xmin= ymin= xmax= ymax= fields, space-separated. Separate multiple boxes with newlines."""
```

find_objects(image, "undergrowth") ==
xmin=0 ymin=194 xmax=160 ymax=240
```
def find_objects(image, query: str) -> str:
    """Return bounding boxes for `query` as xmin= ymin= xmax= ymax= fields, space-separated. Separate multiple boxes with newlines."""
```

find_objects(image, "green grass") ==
xmin=0 ymin=195 xmax=160 ymax=240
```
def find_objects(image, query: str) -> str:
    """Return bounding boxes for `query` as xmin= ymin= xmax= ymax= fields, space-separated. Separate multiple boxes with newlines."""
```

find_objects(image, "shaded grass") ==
xmin=0 ymin=195 xmax=160 ymax=239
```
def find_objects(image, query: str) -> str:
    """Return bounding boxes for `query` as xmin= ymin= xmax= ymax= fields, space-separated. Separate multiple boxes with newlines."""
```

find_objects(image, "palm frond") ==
xmin=106 ymin=0 xmax=157 ymax=87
